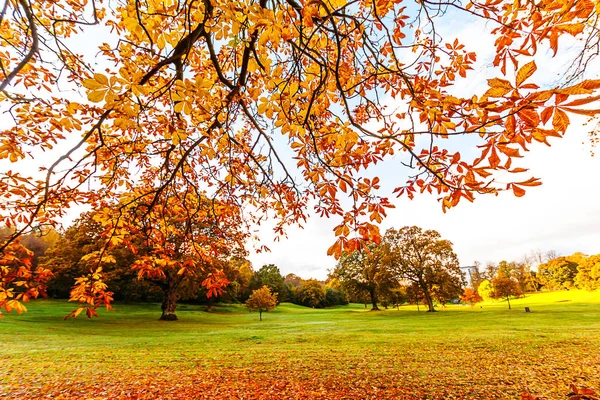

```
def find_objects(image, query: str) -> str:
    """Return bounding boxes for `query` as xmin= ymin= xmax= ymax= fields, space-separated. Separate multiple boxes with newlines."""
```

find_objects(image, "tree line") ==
xmin=2 ymin=217 xmax=599 ymax=320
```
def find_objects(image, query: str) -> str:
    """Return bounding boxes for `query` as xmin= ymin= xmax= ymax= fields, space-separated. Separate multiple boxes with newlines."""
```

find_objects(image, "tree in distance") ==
xmin=575 ymin=255 xmax=600 ymax=291
xmin=333 ymin=244 xmax=396 ymax=311
xmin=2 ymin=0 xmax=600 ymax=315
xmin=296 ymin=279 xmax=326 ymax=308
xmin=491 ymin=277 xmax=522 ymax=310
xmin=461 ymin=288 xmax=484 ymax=308
xmin=478 ymin=280 xmax=494 ymax=301
xmin=245 ymin=286 xmax=278 ymax=321
xmin=382 ymin=226 xmax=465 ymax=312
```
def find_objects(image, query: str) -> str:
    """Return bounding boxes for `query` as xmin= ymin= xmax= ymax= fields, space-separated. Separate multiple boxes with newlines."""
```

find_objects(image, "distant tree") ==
xmin=383 ymin=226 xmax=465 ymax=312
xmin=431 ymin=277 xmax=463 ymax=308
xmin=250 ymin=264 xmax=286 ymax=303
xmin=478 ymin=280 xmax=494 ymax=301
xmin=481 ymin=263 xmax=499 ymax=281
xmin=470 ymin=262 xmax=486 ymax=292
xmin=225 ymin=257 xmax=254 ymax=302
xmin=537 ymin=256 xmax=579 ymax=290
xmin=575 ymin=255 xmax=600 ymax=291
xmin=333 ymin=244 xmax=396 ymax=311
xmin=296 ymin=279 xmax=326 ymax=308
xmin=38 ymin=213 xmax=150 ymax=301
xmin=324 ymin=288 xmax=348 ymax=307
xmin=461 ymin=288 xmax=483 ymax=307
xmin=284 ymin=274 xmax=303 ymax=289
xmin=245 ymin=286 xmax=278 ymax=321
xmin=491 ymin=277 xmax=521 ymax=309
xmin=495 ymin=260 xmax=536 ymax=293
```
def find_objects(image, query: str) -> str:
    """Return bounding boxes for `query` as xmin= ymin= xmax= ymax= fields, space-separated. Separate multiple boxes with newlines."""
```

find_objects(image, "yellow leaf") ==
xmin=516 ymin=61 xmax=536 ymax=87
xmin=82 ymin=79 xmax=104 ymax=90
xmin=94 ymin=73 xmax=109 ymax=85
xmin=484 ymin=87 xmax=511 ymax=97
xmin=87 ymin=90 xmax=107 ymax=103
xmin=488 ymin=78 xmax=512 ymax=89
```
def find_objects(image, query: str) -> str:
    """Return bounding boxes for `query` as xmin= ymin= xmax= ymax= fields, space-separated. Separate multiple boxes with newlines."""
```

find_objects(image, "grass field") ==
xmin=1 ymin=290 xmax=599 ymax=399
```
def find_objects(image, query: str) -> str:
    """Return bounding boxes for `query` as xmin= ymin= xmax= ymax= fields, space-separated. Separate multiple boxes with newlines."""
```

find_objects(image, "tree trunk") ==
xmin=259 ymin=309 xmax=263 ymax=321
xmin=506 ymin=295 xmax=511 ymax=310
xmin=369 ymin=288 xmax=380 ymax=311
xmin=423 ymin=289 xmax=436 ymax=312
xmin=159 ymin=287 xmax=178 ymax=321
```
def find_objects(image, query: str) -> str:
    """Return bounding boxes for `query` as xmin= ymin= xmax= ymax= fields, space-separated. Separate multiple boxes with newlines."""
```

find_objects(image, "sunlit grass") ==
xmin=1 ymin=290 xmax=599 ymax=399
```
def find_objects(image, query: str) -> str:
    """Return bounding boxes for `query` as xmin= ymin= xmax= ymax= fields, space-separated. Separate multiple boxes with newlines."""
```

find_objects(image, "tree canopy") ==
xmin=382 ymin=226 xmax=464 ymax=312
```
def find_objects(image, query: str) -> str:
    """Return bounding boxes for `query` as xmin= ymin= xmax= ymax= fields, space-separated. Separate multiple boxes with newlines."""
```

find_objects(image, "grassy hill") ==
xmin=1 ymin=290 xmax=599 ymax=399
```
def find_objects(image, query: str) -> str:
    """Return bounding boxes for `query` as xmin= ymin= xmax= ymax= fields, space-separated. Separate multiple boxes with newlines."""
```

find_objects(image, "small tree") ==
xmin=461 ymin=288 xmax=483 ymax=307
xmin=245 ymin=286 xmax=277 ymax=321
xmin=491 ymin=277 xmax=521 ymax=310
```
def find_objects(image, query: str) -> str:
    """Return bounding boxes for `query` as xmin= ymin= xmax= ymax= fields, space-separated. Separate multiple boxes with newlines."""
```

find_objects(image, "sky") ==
xmin=2 ymin=4 xmax=599 ymax=281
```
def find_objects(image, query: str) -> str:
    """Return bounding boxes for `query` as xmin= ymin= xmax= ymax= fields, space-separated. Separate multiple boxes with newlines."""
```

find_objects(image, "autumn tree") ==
xmin=383 ymin=226 xmax=465 ymax=312
xmin=249 ymin=264 xmax=286 ymax=302
xmin=537 ymin=256 xmax=579 ymax=290
xmin=2 ymin=0 xmax=600 ymax=315
xmin=494 ymin=260 xmax=537 ymax=293
xmin=333 ymin=244 xmax=396 ymax=310
xmin=461 ymin=288 xmax=483 ymax=307
xmin=245 ymin=286 xmax=278 ymax=321
xmin=491 ymin=277 xmax=521 ymax=310
xmin=406 ymin=283 xmax=426 ymax=311
xmin=478 ymin=280 xmax=494 ymax=301
xmin=223 ymin=257 xmax=254 ymax=302
xmin=296 ymin=279 xmax=326 ymax=308
xmin=575 ymin=255 xmax=600 ymax=291
xmin=65 ymin=187 xmax=248 ymax=321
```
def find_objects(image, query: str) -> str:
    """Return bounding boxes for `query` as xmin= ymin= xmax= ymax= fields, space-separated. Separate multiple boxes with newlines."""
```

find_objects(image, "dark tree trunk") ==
xmin=506 ymin=295 xmax=511 ymax=310
xmin=369 ymin=288 xmax=380 ymax=311
xmin=259 ymin=309 xmax=263 ymax=321
xmin=423 ymin=289 xmax=436 ymax=312
xmin=416 ymin=300 xmax=420 ymax=311
xmin=160 ymin=286 xmax=178 ymax=321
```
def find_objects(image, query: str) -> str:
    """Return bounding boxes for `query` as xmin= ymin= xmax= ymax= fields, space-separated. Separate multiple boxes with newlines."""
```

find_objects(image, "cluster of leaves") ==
xmin=0 ymin=239 xmax=52 ymax=318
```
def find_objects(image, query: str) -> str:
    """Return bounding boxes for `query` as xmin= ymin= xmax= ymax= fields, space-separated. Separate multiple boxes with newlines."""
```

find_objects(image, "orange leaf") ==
xmin=516 ymin=61 xmax=536 ymax=87
xmin=518 ymin=108 xmax=540 ymax=127
xmin=488 ymin=148 xmax=500 ymax=169
xmin=512 ymin=185 xmax=526 ymax=197
xmin=552 ymin=108 xmax=569 ymax=132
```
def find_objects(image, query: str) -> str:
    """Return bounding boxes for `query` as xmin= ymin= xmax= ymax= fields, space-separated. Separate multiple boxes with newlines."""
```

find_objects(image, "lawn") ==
xmin=1 ymin=290 xmax=599 ymax=399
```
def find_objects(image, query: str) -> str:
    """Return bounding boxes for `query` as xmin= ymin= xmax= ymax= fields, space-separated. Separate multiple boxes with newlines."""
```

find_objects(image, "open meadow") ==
xmin=1 ymin=290 xmax=599 ymax=399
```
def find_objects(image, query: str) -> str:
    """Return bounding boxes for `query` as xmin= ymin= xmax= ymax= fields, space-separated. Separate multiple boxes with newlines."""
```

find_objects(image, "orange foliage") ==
xmin=0 ymin=240 xmax=53 ymax=318
xmin=0 ymin=0 xmax=599 ymax=295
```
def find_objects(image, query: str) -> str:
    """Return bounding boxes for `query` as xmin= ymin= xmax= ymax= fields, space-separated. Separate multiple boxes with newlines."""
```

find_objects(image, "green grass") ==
xmin=1 ymin=290 xmax=599 ymax=399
